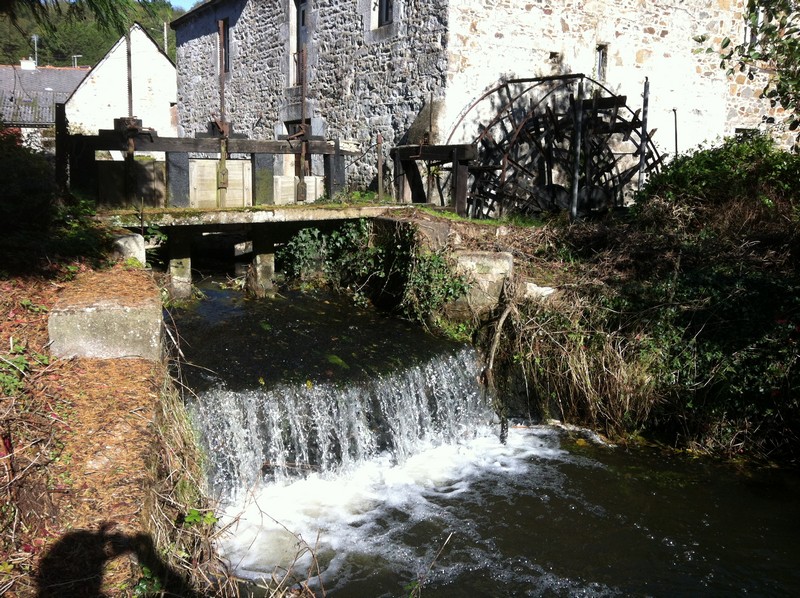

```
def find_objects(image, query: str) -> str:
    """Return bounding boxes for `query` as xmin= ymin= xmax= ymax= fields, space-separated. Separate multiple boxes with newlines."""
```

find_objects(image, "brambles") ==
xmin=400 ymin=249 xmax=468 ymax=326
xmin=0 ymin=128 xmax=56 ymax=233
xmin=493 ymin=133 xmax=800 ymax=461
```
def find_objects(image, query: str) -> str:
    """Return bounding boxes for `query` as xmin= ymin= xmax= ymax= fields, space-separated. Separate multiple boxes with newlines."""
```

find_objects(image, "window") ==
xmin=378 ymin=0 xmax=393 ymax=27
xmin=745 ymin=6 xmax=765 ymax=47
xmin=291 ymin=0 xmax=308 ymax=86
xmin=364 ymin=0 xmax=397 ymax=41
xmin=219 ymin=18 xmax=230 ymax=73
xmin=595 ymin=44 xmax=608 ymax=81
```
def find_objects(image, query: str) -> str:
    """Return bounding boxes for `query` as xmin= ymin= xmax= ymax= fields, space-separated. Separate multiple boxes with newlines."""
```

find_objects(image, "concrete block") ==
xmin=446 ymin=250 xmax=514 ymax=318
xmin=49 ymin=298 xmax=163 ymax=360
xmin=415 ymin=220 xmax=452 ymax=251
xmin=48 ymin=270 xmax=163 ymax=360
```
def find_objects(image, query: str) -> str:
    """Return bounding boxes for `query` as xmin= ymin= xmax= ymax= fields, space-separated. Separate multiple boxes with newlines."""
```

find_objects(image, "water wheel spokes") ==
xmin=447 ymin=75 xmax=663 ymax=218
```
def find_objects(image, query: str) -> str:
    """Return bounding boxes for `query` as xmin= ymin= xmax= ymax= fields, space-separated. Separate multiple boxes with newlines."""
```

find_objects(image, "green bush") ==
xmin=640 ymin=132 xmax=800 ymax=208
xmin=278 ymin=220 xmax=385 ymax=303
xmin=501 ymin=134 xmax=800 ymax=461
xmin=278 ymin=219 xmax=467 ymax=326
xmin=0 ymin=127 xmax=56 ymax=232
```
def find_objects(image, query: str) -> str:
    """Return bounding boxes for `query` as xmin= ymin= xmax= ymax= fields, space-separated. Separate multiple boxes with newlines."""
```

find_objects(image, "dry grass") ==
xmin=484 ymin=289 xmax=664 ymax=440
xmin=0 ymin=265 xmax=237 ymax=597
xmin=144 ymin=373 xmax=241 ymax=597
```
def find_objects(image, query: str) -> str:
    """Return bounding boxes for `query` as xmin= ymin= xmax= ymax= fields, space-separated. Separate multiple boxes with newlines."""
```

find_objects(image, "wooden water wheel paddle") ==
xmin=446 ymin=74 xmax=664 ymax=219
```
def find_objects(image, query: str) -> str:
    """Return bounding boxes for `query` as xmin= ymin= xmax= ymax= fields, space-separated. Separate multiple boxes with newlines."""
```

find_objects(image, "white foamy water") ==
xmin=189 ymin=346 xmax=492 ymax=497
xmin=216 ymin=426 xmax=567 ymax=586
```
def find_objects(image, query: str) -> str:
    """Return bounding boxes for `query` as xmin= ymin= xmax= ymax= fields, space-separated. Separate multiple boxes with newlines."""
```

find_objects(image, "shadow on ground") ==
xmin=36 ymin=522 xmax=202 ymax=597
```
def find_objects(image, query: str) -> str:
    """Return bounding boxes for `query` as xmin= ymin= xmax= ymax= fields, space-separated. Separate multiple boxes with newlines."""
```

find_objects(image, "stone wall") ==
xmin=174 ymin=0 xmax=791 ymax=198
xmin=311 ymin=0 xmax=449 ymax=190
xmin=175 ymin=0 xmax=448 ymax=194
xmin=443 ymin=0 xmax=789 ymax=156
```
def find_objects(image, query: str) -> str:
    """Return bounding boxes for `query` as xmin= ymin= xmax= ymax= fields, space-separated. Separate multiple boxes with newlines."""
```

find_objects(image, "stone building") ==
xmin=171 ymin=0 xmax=784 ymax=203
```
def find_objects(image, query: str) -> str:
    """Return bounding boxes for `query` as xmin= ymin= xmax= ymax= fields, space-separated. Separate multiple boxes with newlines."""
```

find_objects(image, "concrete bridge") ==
xmin=104 ymin=204 xmax=406 ymax=298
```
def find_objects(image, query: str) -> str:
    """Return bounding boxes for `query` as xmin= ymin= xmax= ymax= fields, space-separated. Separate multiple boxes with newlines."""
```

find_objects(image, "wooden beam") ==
xmin=392 ymin=144 xmax=476 ymax=162
xmin=67 ymin=133 xmax=350 ymax=155
xmin=582 ymin=95 xmax=627 ymax=111
xmin=400 ymin=160 xmax=427 ymax=203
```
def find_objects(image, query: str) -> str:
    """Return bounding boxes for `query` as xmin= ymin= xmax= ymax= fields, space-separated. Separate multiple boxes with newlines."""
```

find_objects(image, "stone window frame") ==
xmin=595 ymin=43 xmax=608 ymax=82
xmin=288 ymin=0 xmax=309 ymax=88
xmin=361 ymin=0 xmax=399 ymax=43
xmin=220 ymin=17 xmax=231 ymax=74
xmin=744 ymin=6 xmax=766 ymax=47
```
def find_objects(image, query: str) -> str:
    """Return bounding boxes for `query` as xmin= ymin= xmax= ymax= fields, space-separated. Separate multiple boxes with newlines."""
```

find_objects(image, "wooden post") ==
xmin=453 ymin=149 xmax=469 ymax=217
xmin=55 ymin=103 xmax=68 ymax=195
xmin=218 ymin=137 xmax=228 ymax=207
xmin=570 ymin=78 xmax=584 ymax=222
xmin=377 ymin=133 xmax=383 ymax=202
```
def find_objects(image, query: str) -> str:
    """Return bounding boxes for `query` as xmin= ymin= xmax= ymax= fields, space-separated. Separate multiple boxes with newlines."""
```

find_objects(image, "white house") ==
xmin=65 ymin=23 xmax=177 ymax=143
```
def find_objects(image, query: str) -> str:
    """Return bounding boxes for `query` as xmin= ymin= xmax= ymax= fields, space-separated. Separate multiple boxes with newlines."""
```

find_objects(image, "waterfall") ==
xmin=189 ymin=345 xmax=493 ymax=500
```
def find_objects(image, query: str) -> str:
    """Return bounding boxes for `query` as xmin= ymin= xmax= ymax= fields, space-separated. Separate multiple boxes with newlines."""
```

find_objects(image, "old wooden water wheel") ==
xmin=446 ymin=74 xmax=664 ymax=218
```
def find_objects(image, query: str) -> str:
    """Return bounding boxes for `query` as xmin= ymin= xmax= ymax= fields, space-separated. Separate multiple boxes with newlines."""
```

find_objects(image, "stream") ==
xmin=171 ymin=284 xmax=800 ymax=597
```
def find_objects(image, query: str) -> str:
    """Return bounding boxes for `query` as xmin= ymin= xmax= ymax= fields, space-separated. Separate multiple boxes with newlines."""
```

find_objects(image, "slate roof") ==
xmin=0 ymin=65 xmax=89 ymax=127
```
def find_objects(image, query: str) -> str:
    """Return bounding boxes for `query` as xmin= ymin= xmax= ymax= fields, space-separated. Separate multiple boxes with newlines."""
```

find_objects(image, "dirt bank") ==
xmin=1 ymin=266 xmax=165 ymax=597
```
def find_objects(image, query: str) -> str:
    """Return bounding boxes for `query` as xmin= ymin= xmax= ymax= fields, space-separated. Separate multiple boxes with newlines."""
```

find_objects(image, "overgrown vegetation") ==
xmin=0 ymin=0 xmax=182 ymax=65
xmin=490 ymin=133 xmax=799 ymax=462
xmin=277 ymin=218 xmax=468 ymax=328
xmin=0 ymin=129 xmax=56 ymax=234
xmin=144 ymin=372 xmax=238 ymax=597
xmin=0 ymin=132 xmax=233 ymax=595
xmin=0 ymin=129 xmax=115 ymax=275
xmin=717 ymin=1 xmax=800 ymax=138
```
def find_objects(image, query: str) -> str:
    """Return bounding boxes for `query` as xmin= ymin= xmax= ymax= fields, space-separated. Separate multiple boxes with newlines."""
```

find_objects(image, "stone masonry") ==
xmin=173 ymin=0 xmax=789 ymax=198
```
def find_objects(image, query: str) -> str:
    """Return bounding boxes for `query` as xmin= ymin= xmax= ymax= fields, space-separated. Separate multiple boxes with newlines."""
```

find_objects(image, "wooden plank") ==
xmin=582 ymin=95 xmax=627 ymax=111
xmin=392 ymin=144 xmax=476 ymax=162
xmin=68 ymin=133 xmax=347 ymax=155
xmin=189 ymin=160 xmax=219 ymax=208
xmin=400 ymin=160 xmax=428 ymax=203
xmin=222 ymin=161 xmax=252 ymax=207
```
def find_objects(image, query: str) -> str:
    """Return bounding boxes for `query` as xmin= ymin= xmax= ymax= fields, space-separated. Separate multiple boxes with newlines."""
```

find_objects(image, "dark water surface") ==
xmin=172 ymin=284 xmax=460 ymax=392
xmin=171 ymin=285 xmax=800 ymax=597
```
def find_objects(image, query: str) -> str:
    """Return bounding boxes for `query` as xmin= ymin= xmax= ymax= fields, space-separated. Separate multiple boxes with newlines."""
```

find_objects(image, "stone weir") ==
xmin=103 ymin=204 xmax=407 ymax=299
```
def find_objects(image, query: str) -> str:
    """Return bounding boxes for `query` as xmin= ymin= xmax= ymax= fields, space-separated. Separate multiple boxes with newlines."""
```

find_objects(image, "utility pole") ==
xmin=31 ymin=34 xmax=39 ymax=66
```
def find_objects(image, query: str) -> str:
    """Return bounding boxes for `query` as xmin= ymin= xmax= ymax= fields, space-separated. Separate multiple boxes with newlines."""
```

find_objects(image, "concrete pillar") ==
xmin=323 ymin=138 xmax=346 ymax=199
xmin=252 ymin=153 xmax=275 ymax=205
xmin=167 ymin=152 xmax=190 ymax=207
xmin=247 ymin=228 xmax=275 ymax=297
xmin=168 ymin=229 xmax=193 ymax=299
